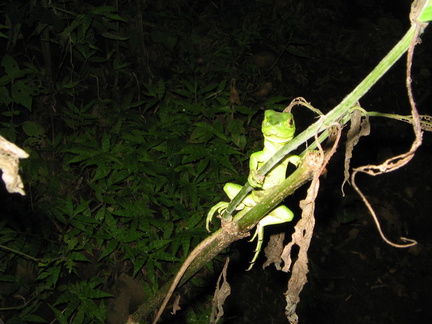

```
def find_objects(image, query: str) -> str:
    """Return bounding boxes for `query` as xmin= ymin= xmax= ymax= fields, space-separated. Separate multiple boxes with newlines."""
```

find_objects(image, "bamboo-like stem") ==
xmin=222 ymin=25 xmax=418 ymax=219
xmin=128 ymin=152 xmax=319 ymax=323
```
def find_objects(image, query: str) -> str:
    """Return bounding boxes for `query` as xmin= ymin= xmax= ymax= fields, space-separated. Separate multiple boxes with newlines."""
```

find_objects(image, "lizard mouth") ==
xmin=265 ymin=134 xmax=294 ymax=143
xmin=264 ymin=128 xmax=294 ymax=139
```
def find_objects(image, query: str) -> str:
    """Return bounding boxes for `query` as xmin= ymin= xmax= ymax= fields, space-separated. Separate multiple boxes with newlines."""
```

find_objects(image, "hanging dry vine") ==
xmin=349 ymin=3 xmax=426 ymax=249
xmin=341 ymin=107 xmax=370 ymax=196
xmin=279 ymin=121 xmax=342 ymax=324
xmin=210 ymin=257 xmax=231 ymax=324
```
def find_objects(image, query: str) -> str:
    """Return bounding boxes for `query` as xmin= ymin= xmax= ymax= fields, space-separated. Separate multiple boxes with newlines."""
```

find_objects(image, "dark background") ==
xmin=0 ymin=0 xmax=431 ymax=323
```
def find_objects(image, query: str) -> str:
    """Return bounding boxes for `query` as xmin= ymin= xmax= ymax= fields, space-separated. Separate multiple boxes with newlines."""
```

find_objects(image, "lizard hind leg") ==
xmin=246 ymin=221 xmax=265 ymax=271
xmin=246 ymin=205 xmax=294 ymax=271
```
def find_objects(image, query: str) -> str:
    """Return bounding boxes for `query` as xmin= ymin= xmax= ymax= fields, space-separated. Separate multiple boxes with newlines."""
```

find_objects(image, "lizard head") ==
xmin=261 ymin=109 xmax=296 ymax=143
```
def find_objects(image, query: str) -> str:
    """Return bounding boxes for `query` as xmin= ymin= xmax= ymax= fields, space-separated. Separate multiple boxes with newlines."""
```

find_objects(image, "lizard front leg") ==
xmin=207 ymin=182 xmax=253 ymax=231
xmin=206 ymin=202 xmax=229 ymax=232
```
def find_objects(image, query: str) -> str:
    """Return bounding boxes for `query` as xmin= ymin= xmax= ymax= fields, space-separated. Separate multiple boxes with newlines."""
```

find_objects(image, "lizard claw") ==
xmin=206 ymin=202 xmax=229 ymax=232
xmin=248 ymin=170 xmax=264 ymax=189
xmin=246 ymin=224 xmax=264 ymax=271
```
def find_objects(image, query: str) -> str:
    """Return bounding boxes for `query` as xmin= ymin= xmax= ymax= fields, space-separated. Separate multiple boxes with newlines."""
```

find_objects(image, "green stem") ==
xmin=222 ymin=24 xmax=419 ymax=219
xmin=235 ymin=151 xmax=319 ymax=230
xmin=0 ymin=244 xmax=41 ymax=262
xmin=368 ymin=111 xmax=432 ymax=131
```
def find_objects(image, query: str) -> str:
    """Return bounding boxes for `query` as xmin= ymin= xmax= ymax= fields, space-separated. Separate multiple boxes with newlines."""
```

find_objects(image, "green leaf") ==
xmin=148 ymin=239 xmax=172 ymax=251
xmin=101 ymin=132 xmax=110 ymax=152
xmin=97 ymin=300 xmax=108 ymax=322
xmin=186 ymin=212 xmax=202 ymax=229
xmin=199 ymin=82 xmax=218 ymax=95
xmin=156 ymin=79 xmax=166 ymax=99
xmin=190 ymin=123 xmax=214 ymax=143
xmin=81 ymin=14 xmax=92 ymax=38
xmin=73 ymin=307 xmax=85 ymax=324
xmin=217 ymin=79 xmax=227 ymax=92
xmin=49 ymin=305 xmax=68 ymax=324
xmin=0 ymin=86 xmax=11 ymax=104
xmin=264 ymin=96 xmax=290 ymax=107
xmin=64 ymin=196 xmax=74 ymax=217
xmin=420 ymin=9 xmax=432 ymax=21
xmin=145 ymin=98 xmax=160 ymax=110
xmin=215 ymin=154 xmax=236 ymax=172
xmin=132 ymin=256 xmax=148 ymax=277
xmin=98 ymin=239 xmax=118 ymax=260
xmin=12 ymin=80 xmax=33 ymax=110
xmin=231 ymin=133 xmax=246 ymax=149
xmin=162 ymin=222 xmax=174 ymax=239
xmin=142 ymin=281 xmax=155 ymax=297
xmin=419 ymin=0 xmax=432 ymax=22
xmin=1 ymin=54 xmax=20 ymax=77
xmin=95 ymin=207 xmax=106 ymax=221
xmin=117 ymin=229 xmax=143 ymax=243
xmin=212 ymin=121 xmax=228 ymax=141
xmin=69 ymin=252 xmax=91 ymax=262
xmin=19 ymin=314 xmax=47 ymax=322
xmin=152 ymin=251 xmax=179 ymax=262
xmin=90 ymin=5 xmax=126 ymax=21
xmin=151 ymin=30 xmax=177 ymax=51
xmin=81 ymin=287 xmax=113 ymax=299
xmin=195 ymin=158 xmax=209 ymax=178
xmin=180 ymin=234 xmax=192 ymax=256
xmin=45 ymin=264 xmax=61 ymax=288
xmin=179 ymin=145 xmax=208 ymax=163
xmin=235 ymin=105 xmax=255 ymax=115
xmin=145 ymin=258 xmax=157 ymax=288
xmin=101 ymin=32 xmax=129 ymax=40
xmin=62 ymin=79 xmax=81 ymax=89
xmin=75 ymin=198 xmax=92 ymax=215
xmin=171 ymin=88 xmax=193 ymax=98
xmin=92 ymin=163 xmax=110 ymax=181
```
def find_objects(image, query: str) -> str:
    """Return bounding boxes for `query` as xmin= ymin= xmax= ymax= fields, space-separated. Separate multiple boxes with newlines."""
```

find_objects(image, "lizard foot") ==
xmin=206 ymin=202 xmax=229 ymax=232
xmin=246 ymin=208 xmax=294 ymax=271
xmin=246 ymin=222 xmax=264 ymax=271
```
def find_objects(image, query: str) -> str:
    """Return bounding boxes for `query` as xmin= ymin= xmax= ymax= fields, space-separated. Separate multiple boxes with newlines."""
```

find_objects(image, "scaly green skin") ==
xmin=207 ymin=110 xmax=300 ymax=270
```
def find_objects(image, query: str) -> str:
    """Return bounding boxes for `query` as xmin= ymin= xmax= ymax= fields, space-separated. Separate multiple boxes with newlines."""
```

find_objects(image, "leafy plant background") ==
xmin=0 ymin=0 xmax=431 ymax=323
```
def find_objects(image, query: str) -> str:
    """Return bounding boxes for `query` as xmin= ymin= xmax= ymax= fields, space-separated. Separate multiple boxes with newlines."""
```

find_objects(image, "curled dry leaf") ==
xmin=0 ymin=136 xmax=29 ymax=195
xmin=210 ymin=257 xmax=231 ymax=324
xmin=230 ymin=79 xmax=241 ymax=106
xmin=170 ymin=295 xmax=181 ymax=315
xmin=263 ymin=232 xmax=285 ymax=270
xmin=341 ymin=108 xmax=370 ymax=196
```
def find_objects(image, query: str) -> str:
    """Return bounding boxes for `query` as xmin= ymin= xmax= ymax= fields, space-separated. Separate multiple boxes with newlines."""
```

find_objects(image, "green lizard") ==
xmin=207 ymin=109 xmax=300 ymax=270
xmin=151 ymin=110 xmax=299 ymax=324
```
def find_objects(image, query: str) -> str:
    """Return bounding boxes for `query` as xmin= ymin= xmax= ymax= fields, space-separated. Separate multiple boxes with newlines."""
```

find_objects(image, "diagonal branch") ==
xmin=128 ymin=151 xmax=320 ymax=323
